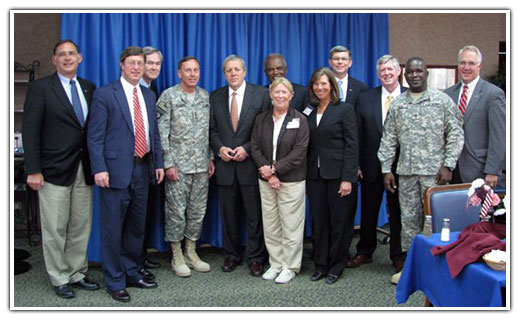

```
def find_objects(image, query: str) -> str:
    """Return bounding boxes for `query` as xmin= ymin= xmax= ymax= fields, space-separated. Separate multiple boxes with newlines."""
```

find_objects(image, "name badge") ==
xmin=302 ymin=105 xmax=314 ymax=116
xmin=286 ymin=118 xmax=300 ymax=129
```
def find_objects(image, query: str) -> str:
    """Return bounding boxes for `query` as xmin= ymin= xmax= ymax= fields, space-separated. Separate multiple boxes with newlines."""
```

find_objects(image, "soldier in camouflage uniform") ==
xmin=378 ymin=57 xmax=463 ymax=283
xmin=156 ymin=56 xmax=215 ymax=277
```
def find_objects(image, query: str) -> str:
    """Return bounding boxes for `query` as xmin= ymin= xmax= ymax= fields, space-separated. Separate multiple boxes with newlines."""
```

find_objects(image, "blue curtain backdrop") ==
xmin=61 ymin=12 xmax=390 ymax=262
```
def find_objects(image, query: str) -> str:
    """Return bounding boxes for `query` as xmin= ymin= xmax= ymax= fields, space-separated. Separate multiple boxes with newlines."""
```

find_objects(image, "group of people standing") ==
xmin=22 ymin=39 xmax=506 ymax=303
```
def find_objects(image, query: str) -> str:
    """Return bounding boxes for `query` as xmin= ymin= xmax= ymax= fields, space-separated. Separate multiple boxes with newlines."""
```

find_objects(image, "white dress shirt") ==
xmin=272 ymin=113 xmax=286 ymax=162
xmin=228 ymin=81 xmax=247 ymax=119
xmin=120 ymin=76 xmax=150 ymax=153
xmin=457 ymin=75 xmax=480 ymax=106
xmin=381 ymin=86 xmax=401 ymax=123
xmin=57 ymin=72 xmax=89 ymax=121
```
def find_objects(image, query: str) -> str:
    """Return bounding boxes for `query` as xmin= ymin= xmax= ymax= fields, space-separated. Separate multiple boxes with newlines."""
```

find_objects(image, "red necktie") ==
xmin=133 ymin=87 xmax=147 ymax=158
xmin=458 ymin=84 xmax=469 ymax=116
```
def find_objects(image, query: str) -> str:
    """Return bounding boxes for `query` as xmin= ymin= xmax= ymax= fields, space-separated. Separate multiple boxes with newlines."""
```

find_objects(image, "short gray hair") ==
xmin=457 ymin=45 xmax=482 ymax=64
xmin=222 ymin=54 xmax=246 ymax=72
xmin=329 ymin=45 xmax=352 ymax=59
xmin=143 ymin=46 xmax=163 ymax=61
xmin=376 ymin=55 xmax=400 ymax=72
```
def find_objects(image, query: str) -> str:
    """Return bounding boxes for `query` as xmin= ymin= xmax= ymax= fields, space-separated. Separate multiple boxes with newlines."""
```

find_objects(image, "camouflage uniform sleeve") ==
xmin=443 ymin=97 xmax=464 ymax=170
xmin=156 ymin=92 xmax=175 ymax=169
xmin=378 ymin=105 xmax=398 ymax=174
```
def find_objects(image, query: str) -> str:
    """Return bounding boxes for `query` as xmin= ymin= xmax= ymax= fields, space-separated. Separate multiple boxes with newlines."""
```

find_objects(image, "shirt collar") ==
xmin=120 ymin=76 xmax=140 ymax=91
xmin=57 ymin=72 xmax=77 ymax=84
xmin=462 ymin=75 xmax=480 ymax=90
xmin=139 ymin=78 xmax=151 ymax=88
xmin=229 ymin=81 xmax=246 ymax=97
xmin=382 ymin=85 xmax=401 ymax=98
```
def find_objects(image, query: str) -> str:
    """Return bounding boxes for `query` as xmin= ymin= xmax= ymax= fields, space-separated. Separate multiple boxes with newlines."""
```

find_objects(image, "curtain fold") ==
xmin=61 ymin=12 xmax=390 ymax=262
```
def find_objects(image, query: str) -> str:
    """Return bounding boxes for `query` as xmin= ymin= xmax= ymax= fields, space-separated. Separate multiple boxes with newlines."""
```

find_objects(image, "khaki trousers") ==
xmin=259 ymin=179 xmax=306 ymax=273
xmin=38 ymin=163 xmax=93 ymax=286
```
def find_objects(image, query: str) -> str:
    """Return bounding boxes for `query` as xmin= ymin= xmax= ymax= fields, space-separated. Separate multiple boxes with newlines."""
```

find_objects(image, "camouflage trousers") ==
xmin=398 ymin=175 xmax=437 ymax=251
xmin=164 ymin=171 xmax=209 ymax=242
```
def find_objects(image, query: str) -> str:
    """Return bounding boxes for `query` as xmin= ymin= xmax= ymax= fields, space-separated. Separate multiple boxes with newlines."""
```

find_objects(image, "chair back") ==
xmin=423 ymin=183 xmax=506 ymax=233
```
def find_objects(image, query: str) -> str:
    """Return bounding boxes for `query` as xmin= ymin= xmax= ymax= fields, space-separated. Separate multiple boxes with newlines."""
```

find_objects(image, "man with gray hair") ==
xmin=140 ymin=46 xmax=163 ymax=97
xmin=328 ymin=45 xmax=368 ymax=107
xmin=263 ymin=53 xmax=309 ymax=111
xmin=138 ymin=46 xmax=164 ymax=282
xmin=210 ymin=54 xmax=269 ymax=277
xmin=348 ymin=55 xmax=406 ymax=273
xmin=444 ymin=45 xmax=506 ymax=188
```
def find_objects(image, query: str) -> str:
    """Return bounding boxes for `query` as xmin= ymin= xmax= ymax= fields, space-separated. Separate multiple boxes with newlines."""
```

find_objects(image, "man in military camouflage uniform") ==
xmin=378 ymin=57 xmax=463 ymax=283
xmin=157 ymin=56 xmax=215 ymax=277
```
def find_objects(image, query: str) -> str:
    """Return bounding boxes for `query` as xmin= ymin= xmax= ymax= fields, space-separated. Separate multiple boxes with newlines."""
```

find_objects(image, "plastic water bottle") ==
xmin=423 ymin=215 xmax=433 ymax=237
xmin=441 ymin=218 xmax=451 ymax=242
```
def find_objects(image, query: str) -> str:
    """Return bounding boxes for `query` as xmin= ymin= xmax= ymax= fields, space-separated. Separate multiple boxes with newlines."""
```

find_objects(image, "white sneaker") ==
xmin=391 ymin=271 xmax=402 ymax=285
xmin=274 ymin=268 xmax=295 ymax=284
xmin=262 ymin=267 xmax=281 ymax=280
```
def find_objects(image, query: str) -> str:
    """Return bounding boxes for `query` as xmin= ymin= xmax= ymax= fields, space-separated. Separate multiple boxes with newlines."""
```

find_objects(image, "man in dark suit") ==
xmin=210 ymin=54 xmax=269 ymax=277
xmin=87 ymin=46 xmax=164 ymax=303
xmin=139 ymin=46 xmax=162 ymax=97
xmin=444 ymin=45 xmax=506 ymax=188
xmin=138 ymin=46 xmax=163 ymax=280
xmin=22 ymin=39 xmax=100 ymax=299
xmin=264 ymin=53 xmax=309 ymax=111
xmin=328 ymin=45 xmax=368 ymax=108
xmin=347 ymin=55 xmax=406 ymax=272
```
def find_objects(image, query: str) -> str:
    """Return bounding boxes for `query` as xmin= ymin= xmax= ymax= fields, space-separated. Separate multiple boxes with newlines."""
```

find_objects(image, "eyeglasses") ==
xmin=458 ymin=61 xmax=479 ymax=67
xmin=125 ymin=60 xmax=144 ymax=67
xmin=331 ymin=57 xmax=350 ymax=62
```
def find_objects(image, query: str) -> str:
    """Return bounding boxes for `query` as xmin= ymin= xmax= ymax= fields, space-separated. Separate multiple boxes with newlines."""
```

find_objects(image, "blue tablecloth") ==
xmin=396 ymin=232 xmax=506 ymax=307
xmin=87 ymin=181 xmax=389 ymax=262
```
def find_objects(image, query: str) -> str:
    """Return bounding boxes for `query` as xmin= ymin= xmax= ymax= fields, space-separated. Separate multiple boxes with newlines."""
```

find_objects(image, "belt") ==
xmin=134 ymin=153 xmax=150 ymax=164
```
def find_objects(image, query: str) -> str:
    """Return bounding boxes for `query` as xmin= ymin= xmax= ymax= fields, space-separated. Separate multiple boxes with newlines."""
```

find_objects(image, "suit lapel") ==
xmin=50 ymin=73 xmax=82 ymax=126
xmin=113 ymin=81 xmax=135 ymax=135
xmin=220 ymin=87 xmax=234 ymax=132
xmin=237 ymin=83 xmax=253 ymax=132
xmin=464 ymin=79 xmax=483 ymax=122
xmin=374 ymin=87 xmax=383 ymax=135
xmin=319 ymin=102 xmax=334 ymax=126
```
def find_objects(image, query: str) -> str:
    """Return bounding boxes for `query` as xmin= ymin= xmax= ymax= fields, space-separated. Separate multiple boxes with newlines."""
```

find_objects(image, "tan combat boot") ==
xmin=184 ymin=239 xmax=211 ymax=272
xmin=170 ymin=241 xmax=191 ymax=277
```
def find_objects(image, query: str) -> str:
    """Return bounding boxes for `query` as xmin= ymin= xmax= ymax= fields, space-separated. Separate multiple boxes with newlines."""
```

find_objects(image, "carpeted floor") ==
xmin=12 ymin=232 xmax=425 ymax=308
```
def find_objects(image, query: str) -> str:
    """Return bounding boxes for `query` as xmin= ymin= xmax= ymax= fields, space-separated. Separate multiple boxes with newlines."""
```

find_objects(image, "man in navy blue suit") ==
xmin=87 ymin=46 xmax=164 ymax=303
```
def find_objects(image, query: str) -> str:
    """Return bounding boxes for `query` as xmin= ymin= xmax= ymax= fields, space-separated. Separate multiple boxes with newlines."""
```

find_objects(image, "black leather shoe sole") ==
xmin=310 ymin=271 xmax=325 ymax=281
xmin=144 ymin=259 xmax=161 ymax=269
xmin=108 ymin=289 xmax=130 ymax=302
xmin=326 ymin=274 xmax=339 ymax=284
xmin=71 ymin=279 xmax=100 ymax=291
xmin=128 ymin=280 xmax=158 ymax=289
xmin=54 ymin=284 xmax=75 ymax=299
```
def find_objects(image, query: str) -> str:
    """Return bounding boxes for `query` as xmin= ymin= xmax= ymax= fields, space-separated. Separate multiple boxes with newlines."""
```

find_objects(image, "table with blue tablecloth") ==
xmin=396 ymin=232 xmax=506 ymax=307
xmin=87 ymin=181 xmax=389 ymax=262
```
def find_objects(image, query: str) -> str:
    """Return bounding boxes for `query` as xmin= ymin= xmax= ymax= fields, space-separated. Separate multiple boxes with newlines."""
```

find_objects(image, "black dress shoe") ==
xmin=222 ymin=258 xmax=239 ymax=272
xmin=128 ymin=279 xmax=158 ymax=289
xmin=109 ymin=289 xmax=131 ymax=302
xmin=143 ymin=258 xmax=161 ymax=269
xmin=326 ymin=274 xmax=339 ymax=284
xmin=310 ymin=271 xmax=325 ymax=281
xmin=71 ymin=277 xmax=100 ymax=291
xmin=250 ymin=261 xmax=263 ymax=277
xmin=14 ymin=249 xmax=31 ymax=261
xmin=54 ymin=284 xmax=75 ymax=299
xmin=139 ymin=268 xmax=156 ymax=282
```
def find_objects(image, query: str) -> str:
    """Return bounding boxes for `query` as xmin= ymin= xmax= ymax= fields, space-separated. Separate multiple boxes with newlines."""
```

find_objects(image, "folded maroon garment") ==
xmin=430 ymin=222 xmax=506 ymax=278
